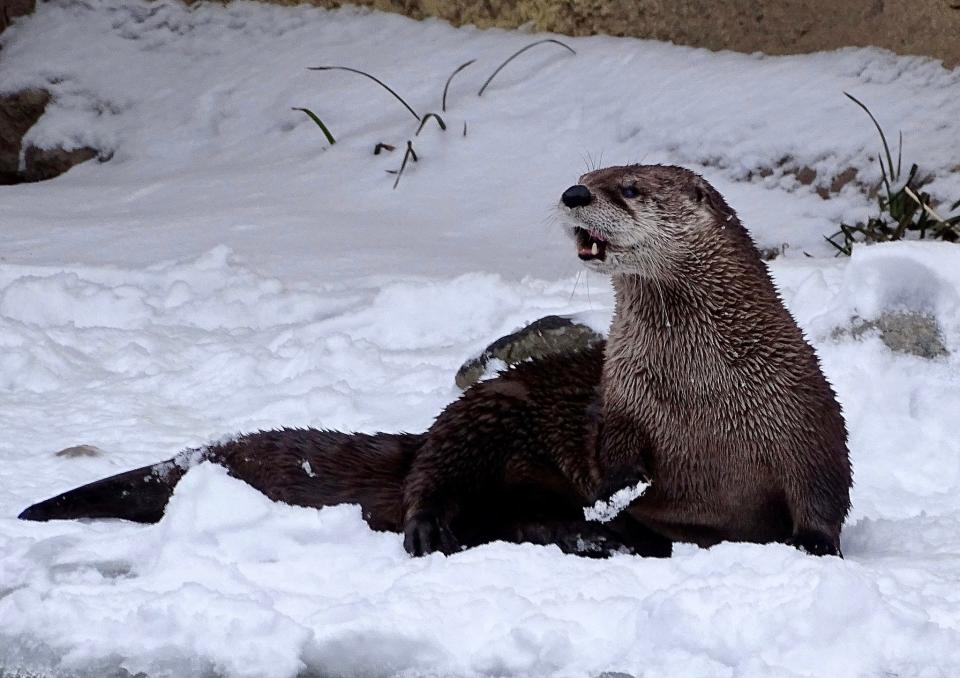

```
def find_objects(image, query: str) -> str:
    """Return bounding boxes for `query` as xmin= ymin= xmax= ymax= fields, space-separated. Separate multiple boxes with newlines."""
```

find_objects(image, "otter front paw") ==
xmin=403 ymin=512 xmax=460 ymax=557
xmin=789 ymin=529 xmax=842 ymax=557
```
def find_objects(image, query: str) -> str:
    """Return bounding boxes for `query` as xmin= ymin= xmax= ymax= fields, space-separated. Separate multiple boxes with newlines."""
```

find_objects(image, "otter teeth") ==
xmin=574 ymin=227 xmax=608 ymax=262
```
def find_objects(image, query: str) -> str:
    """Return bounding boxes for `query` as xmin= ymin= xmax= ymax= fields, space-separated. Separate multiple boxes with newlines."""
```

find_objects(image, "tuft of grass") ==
xmin=290 ymin=107 xmax=336 ymax=145
xmin=298 ymin=42 xmax=579 ymax=188
xmin=415 ymin=112 xmax=447 ymax=136
xmin=825 ymin=93 xmax=960 ymax=255
xmin=478 ymin=39 xmax=576 ymax=97
xmin=442 ymin=60 xmax=476 ymax=112
xmin=308 ymin=65 xmax=420 ymax=121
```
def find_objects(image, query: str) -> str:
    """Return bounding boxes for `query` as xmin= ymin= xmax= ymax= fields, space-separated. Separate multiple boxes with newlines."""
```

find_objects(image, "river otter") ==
xmin=402 ymin=164 xmax=851 ymax=557
xmin=19 ymin=164 xmax=851 ymax=558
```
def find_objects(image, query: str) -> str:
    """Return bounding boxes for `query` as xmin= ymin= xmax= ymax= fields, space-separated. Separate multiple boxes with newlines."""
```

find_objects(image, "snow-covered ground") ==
xmin=2 ymin=1 xmax=960 ymax=676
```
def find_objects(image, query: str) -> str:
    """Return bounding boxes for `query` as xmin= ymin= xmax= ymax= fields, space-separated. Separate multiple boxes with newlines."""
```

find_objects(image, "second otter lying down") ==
xmin=19 ymin=165 xmax=852 ymax=558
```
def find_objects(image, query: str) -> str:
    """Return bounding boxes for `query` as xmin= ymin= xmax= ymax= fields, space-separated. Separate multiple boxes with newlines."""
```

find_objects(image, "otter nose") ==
xmin=561 ymin=185 xmax=592 ymax=208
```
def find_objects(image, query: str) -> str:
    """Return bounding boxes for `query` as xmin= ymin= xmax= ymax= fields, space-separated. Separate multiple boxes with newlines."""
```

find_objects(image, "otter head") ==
xmin=558 ymin=164 xmax=739 ymax=278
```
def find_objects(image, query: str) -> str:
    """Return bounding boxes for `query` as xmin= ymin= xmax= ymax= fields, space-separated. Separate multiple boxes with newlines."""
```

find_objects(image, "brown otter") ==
xmin=402 ymin=164 xmax=851 ymax=557
xmin=19 ymin=164 xmax=851 ymax=558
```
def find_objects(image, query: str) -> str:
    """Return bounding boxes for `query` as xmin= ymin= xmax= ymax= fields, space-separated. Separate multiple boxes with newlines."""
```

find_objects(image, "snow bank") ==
xmin=4 ymin=463 xmax=960 ymax=678
xmin=1 ymin=241 xmax=959 ymax=677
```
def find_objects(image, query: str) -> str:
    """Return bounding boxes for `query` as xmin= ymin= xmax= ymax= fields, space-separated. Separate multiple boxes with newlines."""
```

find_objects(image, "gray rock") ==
xmin=55 ymin=444 xmax=104 ymax=458
xmin=844 ymin=311 xmax=948 ymax=359
xmin=455 ymin=314 xmax=604 ymax=390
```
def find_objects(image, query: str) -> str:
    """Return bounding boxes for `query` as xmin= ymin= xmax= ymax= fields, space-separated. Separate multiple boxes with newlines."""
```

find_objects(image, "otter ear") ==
xmin=692 ymin=186 xmax=707 ymax=203
xmin=689 ymin=178 xmax=736 ymax=223
xmin=686 ymin=179 xmax=708 ymax=205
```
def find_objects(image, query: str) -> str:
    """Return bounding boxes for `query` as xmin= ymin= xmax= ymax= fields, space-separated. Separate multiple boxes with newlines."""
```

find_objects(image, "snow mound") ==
xmin=4 ymin=464 xmax=960 ymax=678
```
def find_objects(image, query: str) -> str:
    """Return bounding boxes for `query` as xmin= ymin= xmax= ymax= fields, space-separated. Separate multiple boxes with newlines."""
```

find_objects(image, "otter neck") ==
xmin=601 ymin=260 xmax=786 ymax=415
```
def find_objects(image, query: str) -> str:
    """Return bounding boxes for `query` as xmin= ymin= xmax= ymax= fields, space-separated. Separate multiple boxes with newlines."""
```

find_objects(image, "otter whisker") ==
xmin=581 ymin=151 xmax=593 ymax=174
xmin=568 ymin=270 xmax=583 ymax=303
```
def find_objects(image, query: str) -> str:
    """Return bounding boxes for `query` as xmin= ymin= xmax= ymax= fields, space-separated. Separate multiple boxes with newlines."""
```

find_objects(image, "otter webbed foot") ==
xmin=789 ymin=529 xmax=842 ymax=557
xmin=403 ymin=512 xmax=460 ymax=556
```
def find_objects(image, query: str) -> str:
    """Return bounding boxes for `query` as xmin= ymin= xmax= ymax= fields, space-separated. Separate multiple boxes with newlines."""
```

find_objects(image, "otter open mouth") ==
xmin=575 ymin=227 xmax=608 ymax=261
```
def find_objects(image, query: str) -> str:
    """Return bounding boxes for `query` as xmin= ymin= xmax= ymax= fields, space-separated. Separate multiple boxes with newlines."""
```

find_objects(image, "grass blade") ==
xmin=844 ymin=92 xmax=896 ymax=187
xmin=415 ymin=112 xmax=447 ymax=136
xmin=291 ymin=107 xmax=336 ymax=145
xmin=878 ymin=153 xmax=891 ymax=200
xmin=478 ymin=38 xmax=576 ymax=97
xmin=896 ymin=130 xmax=903 ymax=180
xmin=309 ymin=66 xmax=420 ymax=121
xmin=393 ymin=140 xmax=417 ymax=190
xmin=824 ymin=233 xmax=850 ymax=257
xmin=442 ymin=59 xmax=476 ymax=112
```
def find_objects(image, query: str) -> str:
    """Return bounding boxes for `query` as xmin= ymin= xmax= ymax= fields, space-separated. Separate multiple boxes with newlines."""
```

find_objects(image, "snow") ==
xmin=1 ymin=1 xmax=959 ymax=676
xmin=584 ymin=481 xmax=651 ymax=524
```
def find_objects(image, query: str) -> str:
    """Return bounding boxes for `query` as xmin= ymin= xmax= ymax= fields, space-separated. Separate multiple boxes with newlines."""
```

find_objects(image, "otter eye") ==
xmin=620 ymin=184 xmax=640 ymax=199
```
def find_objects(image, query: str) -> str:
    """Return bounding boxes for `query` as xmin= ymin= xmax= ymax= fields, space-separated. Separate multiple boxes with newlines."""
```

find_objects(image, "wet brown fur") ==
xmin=402 ymin=164 xmax=851 ymax=557
xmin=587 ymin=166 xmax=851 ymax=554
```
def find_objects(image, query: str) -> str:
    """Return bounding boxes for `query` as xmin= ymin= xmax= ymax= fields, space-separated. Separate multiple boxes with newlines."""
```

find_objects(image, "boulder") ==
xmin=846 ymin=311 xmax=948 ymax=359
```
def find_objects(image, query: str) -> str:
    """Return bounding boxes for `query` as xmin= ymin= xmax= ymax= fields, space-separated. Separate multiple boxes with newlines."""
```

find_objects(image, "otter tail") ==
xmin=18 ymin=429 xmax=421 ymax=528
xmin=18 ymin=458 xmax=188 ymax=523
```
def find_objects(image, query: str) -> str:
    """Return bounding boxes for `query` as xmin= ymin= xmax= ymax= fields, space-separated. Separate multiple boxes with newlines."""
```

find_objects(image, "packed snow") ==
xmin=1 ymin=1 xmax=960 ymax=676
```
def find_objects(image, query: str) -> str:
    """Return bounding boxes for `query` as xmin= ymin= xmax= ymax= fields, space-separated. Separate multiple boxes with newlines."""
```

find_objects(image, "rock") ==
xmin=0 ymin=88 xmax=100 ymax=183
xmin=23 ymin=144 xmax=99 ymax=182
xmin=845 ymin=311 xmax=948 ymax=359
xmin=0 ymin=88 xmax=50 ymax=184
xmin=455 ymin=314 xmax=604 ymax=390
xmin=55 ymin=444 xmax=104 ymax=458
xmin=0 ymin=0 xmax=36 ymax=35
